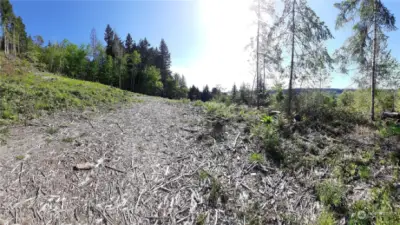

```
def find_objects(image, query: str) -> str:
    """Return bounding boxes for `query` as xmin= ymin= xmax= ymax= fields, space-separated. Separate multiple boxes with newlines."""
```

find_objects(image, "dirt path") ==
xmin=0 ymin=97 xmax=319 ymax=225
xmin=0 ymin=97 xmax=210 ymax=224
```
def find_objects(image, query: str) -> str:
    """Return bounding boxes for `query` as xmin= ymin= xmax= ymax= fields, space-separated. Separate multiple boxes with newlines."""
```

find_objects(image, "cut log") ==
xmin=73 ymin=162 xmax=95 ymax=170
xmin=381 ymin=112 xmax=400 ymax=120
xmin=269 ymin=110 xmax=281 ymax=116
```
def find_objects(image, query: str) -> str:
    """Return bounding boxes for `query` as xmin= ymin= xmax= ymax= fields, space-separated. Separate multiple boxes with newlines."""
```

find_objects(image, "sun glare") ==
xmin=183 ymin=0 xmax=256 ymax=89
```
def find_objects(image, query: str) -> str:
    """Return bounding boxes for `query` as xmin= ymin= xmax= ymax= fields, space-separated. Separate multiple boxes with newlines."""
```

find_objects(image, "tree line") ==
xmin=1 ymin=0 xmax=220 ymax=100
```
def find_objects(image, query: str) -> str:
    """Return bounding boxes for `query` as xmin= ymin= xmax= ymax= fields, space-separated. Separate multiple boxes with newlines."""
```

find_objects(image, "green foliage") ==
xmin=359 ymin=165 xmax=371 ymax=180
xmin=198 ymin=170 xmax=209 ymax=181
xmin=260 ymin=115 xmax=273 ymax=124
xmin=203 ymin=101 xmax=235 ymax=119
xmin=251 ymin=122 xmax=281 ymax=164
xmin=348 ymin=187 xmax=400 ymax=225
xmin=316 ymin=180 xmax=344 ymax=207
xmin=249 ymin=153 xmax=264 ymax=163
xmin=141 ymin=66 xmax=163 ymax=96
xmin=193 ymin=100 xmax=204 ymax=107
xmin=15 ymin=155 xmax=24 ymax=160
xmin=317 ymin=209 xmax=337 ymax=225
xmin=338 ymin=90 xmax=398 ymax=115
xmin=379 ymin=121 xmax=400 ymax=137
xmin=0 ymin=73 xmax=135 ymax=123
xmin=62 ymin=137 xmax=74 ymax=143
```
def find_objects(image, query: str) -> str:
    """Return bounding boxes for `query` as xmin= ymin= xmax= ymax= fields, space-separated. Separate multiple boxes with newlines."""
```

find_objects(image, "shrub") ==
xmin=249 ymin=153 xmax=264 ymax=163
xmin=316 ymin=180 xmax=345 ymax=207
xmin=317 ymin=209 xmax=337 ymax=225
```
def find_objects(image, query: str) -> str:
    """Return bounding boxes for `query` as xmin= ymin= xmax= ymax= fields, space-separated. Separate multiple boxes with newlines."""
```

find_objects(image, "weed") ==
xmin=249 ymin=153 xmax=264 ymax=163
xmin=209 ymin=177 xmax=222 ymax=207
xmin=196 ymin=213 xmax=207 ymax=225
xmin=203 ymin=101 xmax=235 ymax=120
xmin=348 ymin=200 xmax=373 ymax=225
xmin=193 ymin=100 xmax=204 ymax=107
xmin=316 ymin=179 xmax=345 ymax=207
xmin=198 ymin=170 xmax=209 ymax=180
xmin=46 ymin=126 xmax=59 ymax=135
xmin=260 ymin=115 xmax=273 ymax=124
xmin=15 ymin=155 xmax=24 ymax=160
xmin=251 ymin=123 xmax=282 ymax=164
xmin=62 ymin=137 xmax=74 ymax=143
xmin=359 ymin=165 xmax=370 ymax=180
xmin=317 ymin=209 xmax=337 ymax=225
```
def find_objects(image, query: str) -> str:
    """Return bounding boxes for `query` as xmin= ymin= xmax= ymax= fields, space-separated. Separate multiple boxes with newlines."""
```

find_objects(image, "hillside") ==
xmin=0 ymin=53 xmax=138 ymax=126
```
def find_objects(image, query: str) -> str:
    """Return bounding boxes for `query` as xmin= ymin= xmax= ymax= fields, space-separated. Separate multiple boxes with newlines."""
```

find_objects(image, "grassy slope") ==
xmin=0 ymin=54 xmax=137 ymax=124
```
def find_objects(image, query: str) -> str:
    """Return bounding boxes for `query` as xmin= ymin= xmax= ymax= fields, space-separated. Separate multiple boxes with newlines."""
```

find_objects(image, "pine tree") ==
xmin=334 ymin=0 xmax=396 ymax=120
xmin=201 ymin=85 xmax=212 ymax=102
xmin=104 ymin=24 xmax=114 ymax=57
xmin=231 ymin=84 xmax=238 ymax=102
xmin=270 ymin=0 xmax=333 ymax=114
xmin=112 ymin=33 xmax=124 ymax=88
xmin=159 ymin=39 xmax=171 ymax=94
xmin=125 ymin=33 xmax=134 ymax=54
xmin=0 ymin=0 xmax=14 ymax=55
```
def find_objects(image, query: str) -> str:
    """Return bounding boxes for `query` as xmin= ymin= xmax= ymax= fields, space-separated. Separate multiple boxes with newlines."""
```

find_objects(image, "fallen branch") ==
xmin=232 ymin=132 xmax=241 ymax=149
xmin=104 ymin=165 xmax=126 ymax=174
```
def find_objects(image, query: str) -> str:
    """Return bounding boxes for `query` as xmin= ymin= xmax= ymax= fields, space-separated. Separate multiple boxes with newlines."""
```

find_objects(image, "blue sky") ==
xmin=11 ymin=0 xmax=400 ymax=89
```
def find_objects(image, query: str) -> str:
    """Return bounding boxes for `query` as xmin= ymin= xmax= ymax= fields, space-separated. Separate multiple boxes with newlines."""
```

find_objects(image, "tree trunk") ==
xmin=255 ymin=0 xmax=261 ymax=109
xmin=13 ymin=29 xmax=16 ymax=55
xmin=371 ymin=0 xmax=377 ymax=121
xmin=288 ymin=0 xmax=296 ymax=115
xmin=4 ymin=25 xmax=8 ymax=55
xmin=393 ymin=89 xmax=397 ymax=112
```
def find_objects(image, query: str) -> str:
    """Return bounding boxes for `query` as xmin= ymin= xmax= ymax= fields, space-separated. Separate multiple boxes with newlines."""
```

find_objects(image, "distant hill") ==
xmin=268 ymin=88 xmax=356 ymax=95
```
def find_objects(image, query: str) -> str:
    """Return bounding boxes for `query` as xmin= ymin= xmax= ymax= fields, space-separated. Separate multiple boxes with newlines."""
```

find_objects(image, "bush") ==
xmin=316 ymin=179 xmax=345 ymax=208
xmin=249 ymin=153 xmax=264 ymax=163
xmin=251 ymin=123 xmax=282 ymax=164
xmin=317 ymin=209 xmax=337 ymax=225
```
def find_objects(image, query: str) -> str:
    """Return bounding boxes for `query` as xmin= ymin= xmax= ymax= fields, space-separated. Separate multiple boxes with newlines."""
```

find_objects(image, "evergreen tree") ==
xmin=125 ymin=33 xmax=134 ymax=54
xmin=188 ymin=85 xmax=201 ymax=101
xmin=104 ymin=24 xmax=114 ymax=57
xmin=0 ymin=0 xmax=14 ymax=55
xmin=334 ymin=0 xmax=396 ymax=120
xmin=158 ymin=39 xmax=171 ymax=94
xmin=231 ymin=84 xmax=238 ymax=102
xmin=201 ymin=85 xmax=212 ymax=102
xmin=270 ymin=0 xmax=333 ymax=114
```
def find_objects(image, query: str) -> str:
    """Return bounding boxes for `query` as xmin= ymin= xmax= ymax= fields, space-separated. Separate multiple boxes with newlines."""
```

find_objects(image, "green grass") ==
xmin=15 ymin=155 xmax=25 ymax=160
xmin=0 ymin=73 xmax=137 ymax=123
